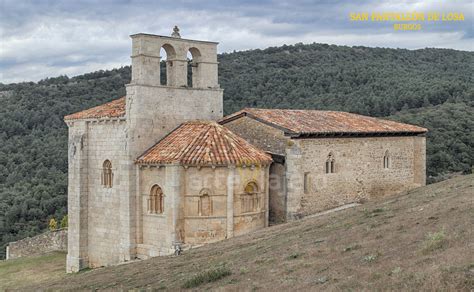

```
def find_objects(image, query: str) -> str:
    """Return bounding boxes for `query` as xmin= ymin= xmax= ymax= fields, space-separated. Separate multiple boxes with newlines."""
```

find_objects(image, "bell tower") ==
xmin=119 ymin=28 xmax=223 ymax=261
xmin=126 ymin=26 xmax=223 ymax=157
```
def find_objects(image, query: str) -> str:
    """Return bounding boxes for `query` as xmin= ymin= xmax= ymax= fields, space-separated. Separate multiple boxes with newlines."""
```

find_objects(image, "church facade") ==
xmin=64 ymin=29 xmax=427 ymax=272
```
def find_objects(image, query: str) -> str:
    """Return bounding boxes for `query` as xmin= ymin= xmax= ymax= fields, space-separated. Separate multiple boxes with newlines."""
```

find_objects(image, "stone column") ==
xmin=130 ymin=34 xmax=161 ymax=86
xmin=226 ymin=166 xmax=235 ymax=238
xmin=167 ymin=59 xmax=188 ymax=87
xmin=166 ymin=165 xmax=184 ymax=247
xmin=264 ymin=165 xmax=270 ymax=227
xmin=285 ymin=141 xmax=304 ymax=220
xmin=66 ymin=121 xmax=89 ymax=273
xmin=135 ymin=165 xmax=143 ymax=245
xmin=193 ymin=61 xmax=219 ymax=88
xmin=413 ymin=136 xmax=426 ymax=186
xmin=119 ymin=159 xmax=137 ymax=262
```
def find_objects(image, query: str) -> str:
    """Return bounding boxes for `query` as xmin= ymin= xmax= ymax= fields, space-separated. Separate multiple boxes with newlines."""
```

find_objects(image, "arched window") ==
xmin=160 ymin=44 xmax=177 ymax=86
xmin=383 ymin=150 xmax=390 ymax=169
xmin=325 ymin=153 xmax=335 ymax=174
xmin=101 ymin=160 xmax=113 ymax=188
xmin=149 ymin=185 xmax=164 ymax=214
xmin=187 ymin=47 xmax=201 ymax=88
xmin=241 ymin=181 xmax=259 ymax=213
xmin=198 ymin=189 xmax=212 ymax=216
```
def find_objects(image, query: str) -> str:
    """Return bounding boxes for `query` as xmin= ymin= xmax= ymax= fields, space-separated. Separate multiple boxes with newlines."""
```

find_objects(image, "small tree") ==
xmin=60 ymin=215 xmax=68 ymax=229
xmin=49 ymin=218 xmax=57 ymax=231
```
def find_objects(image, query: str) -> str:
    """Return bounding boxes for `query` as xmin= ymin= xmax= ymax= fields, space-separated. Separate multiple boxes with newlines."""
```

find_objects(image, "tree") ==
xmin=60 ymin=215 xmax=68 ymax=229
xmin=49 ymin=218 xmax=57 ymax=231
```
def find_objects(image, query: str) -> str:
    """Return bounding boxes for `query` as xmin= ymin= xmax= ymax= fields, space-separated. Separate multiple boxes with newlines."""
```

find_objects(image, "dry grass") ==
xmin=6 ymin=174 xmax=474 ymax=291
xmin=421 ymin=230 xmax=447 ymax=253
xmin=0 ymin=251 xmax=66 ymax=290
xmin=182 ymin=266 xmax=232 ymax=288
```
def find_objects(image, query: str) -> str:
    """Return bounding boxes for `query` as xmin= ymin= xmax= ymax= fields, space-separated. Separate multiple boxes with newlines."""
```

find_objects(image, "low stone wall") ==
xmin=6 ymin=229 xmax=67 ymax=260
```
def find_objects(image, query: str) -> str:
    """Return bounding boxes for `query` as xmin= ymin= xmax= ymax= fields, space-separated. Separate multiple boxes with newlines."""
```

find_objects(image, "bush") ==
xmin=49 ymin=218 xmax=57 ymax=231
xmin=60 ymin=215 xmax=68 ymax=229
xmin=182 ymin=267 xmax=232 ymax=289
xmin=422 ymin=231 xmax=447 ymax=253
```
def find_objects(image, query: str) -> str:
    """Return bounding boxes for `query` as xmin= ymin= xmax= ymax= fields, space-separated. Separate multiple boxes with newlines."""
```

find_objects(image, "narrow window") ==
xmin=198 ymin=191 xmax=212 ymax=216
xmin=101 ymin=160 xmax=113 ymax=188
xmin=149 ymin=185 xmax=164 ymax=214
xmin=242 ymin=182 xmax=259 ymax=213
xmin=383 ymin=150 xmax=390 ymax=169
xmin=304 ymin=172 xmax=310 ymax=194
xmin=187 ymin=47 xmax=201 ymax=88
xmin=325 ymin=153 xmax=335 ymax=174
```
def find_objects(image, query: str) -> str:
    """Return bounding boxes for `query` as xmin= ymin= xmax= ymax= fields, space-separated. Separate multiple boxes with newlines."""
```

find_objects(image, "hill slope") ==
xmin=0 ymin=44 xmax=473 ymax=259
xmin=3 ymin=174 xmax=472 ymax=291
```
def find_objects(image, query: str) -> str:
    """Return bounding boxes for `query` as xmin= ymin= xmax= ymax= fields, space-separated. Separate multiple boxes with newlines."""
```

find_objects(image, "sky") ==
xmin=0 ymin=0 xmax=472 ymax=83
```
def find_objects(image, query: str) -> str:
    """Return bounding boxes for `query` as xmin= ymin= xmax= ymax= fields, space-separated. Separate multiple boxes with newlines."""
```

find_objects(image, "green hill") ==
xmin=2 ymin=174 xmax=472 ymax=290
xmin=0 ymin=43 xmax=473 ymax=259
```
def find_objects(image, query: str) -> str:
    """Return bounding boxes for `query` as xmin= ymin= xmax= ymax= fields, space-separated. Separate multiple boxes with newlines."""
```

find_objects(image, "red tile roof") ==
xmin=136 ymin=121 xmax=273 ymax=166
xmin=64 ymin=97 xmax=126 ymax=120
xmin=220 ymin=108 xmax=427 ymax=136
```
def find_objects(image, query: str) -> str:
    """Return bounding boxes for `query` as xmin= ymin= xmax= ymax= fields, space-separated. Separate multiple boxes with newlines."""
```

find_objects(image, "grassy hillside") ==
xmin=0 ymin=251 xmax=66 ymax=289
xmin=0 ymin=43 xmax=473 ymax=259
xmin=2 ymin=174 xmax=472 ymax=291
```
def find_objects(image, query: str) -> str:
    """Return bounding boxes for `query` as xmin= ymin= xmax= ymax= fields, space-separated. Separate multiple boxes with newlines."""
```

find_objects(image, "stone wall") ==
xmin=136 ymin=165 xmax=269 ymax=257
xmin=222 ymin=115 xmax=426 ymax=220
xmin=222 ymin=116 xmax=289 ymax=155
xmin=286 ymin=136 xmax=426 ymax=217
xmin=66 ymin=119 xmax=129 ymax=271
xmin=269 ymin=162 xmax=287 ymax=223
xmin=183 ymin=167 xmax=229 ymax=245
xmin=137 ymin=166 xmax=173 ymax=257
xmin=85 ymin=120 xmax=128 ymax=268
xmin=7 ymin=229 xmax=67 ymax=260
xmin=66 ymin=120 xmax=89 ymax=272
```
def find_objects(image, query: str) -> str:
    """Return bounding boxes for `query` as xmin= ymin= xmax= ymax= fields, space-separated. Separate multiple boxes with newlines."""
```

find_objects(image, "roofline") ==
xmin=290 ymin=131 xmax=427 ymax=139
xmin=135 ymin=161 xmax=272 ymax=167
xmin=220 ymin=109 xmax=428 ymax=137
xmin=130 ymin=33 xmax=219 ymax=44
xmin=219 ymin=111 xmax=297 ymax=135
xmin=63 ymin=96 xmax=126 ymax=121
xmin=64 ymin=116 xmax=126 ymax=122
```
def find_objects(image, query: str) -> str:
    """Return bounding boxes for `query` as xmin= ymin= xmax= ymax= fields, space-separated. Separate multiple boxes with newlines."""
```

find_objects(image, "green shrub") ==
xmin=182 ymin=267 xmax=232 ymax=289
xmin=60 ymin=215 xmax=68 ymax=229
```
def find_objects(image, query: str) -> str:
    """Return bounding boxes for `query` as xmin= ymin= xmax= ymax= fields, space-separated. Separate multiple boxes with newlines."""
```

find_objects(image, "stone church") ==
xmin=64 ymin=28 xmax=427 ymax=272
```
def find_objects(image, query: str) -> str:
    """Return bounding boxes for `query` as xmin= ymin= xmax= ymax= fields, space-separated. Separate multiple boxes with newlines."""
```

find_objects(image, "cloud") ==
xmin=0 ymin=0 xmax=472 ymax=83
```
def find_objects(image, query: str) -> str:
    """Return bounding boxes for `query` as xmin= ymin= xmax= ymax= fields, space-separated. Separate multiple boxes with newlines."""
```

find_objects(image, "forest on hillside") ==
xmin=0 ymin=43 xmax=473 ymax=258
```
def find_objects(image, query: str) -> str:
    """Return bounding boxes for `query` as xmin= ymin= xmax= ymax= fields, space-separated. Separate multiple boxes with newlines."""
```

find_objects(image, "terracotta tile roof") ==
xmin=220 ymin=108 xmax=427 ymax=136
xmin=136 ymin=121 xmax=272 ymax=166
xmin=64 ymin=97 xmax=126 ymax=120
